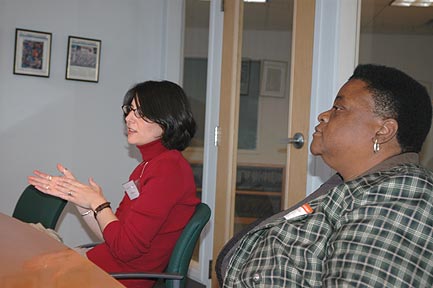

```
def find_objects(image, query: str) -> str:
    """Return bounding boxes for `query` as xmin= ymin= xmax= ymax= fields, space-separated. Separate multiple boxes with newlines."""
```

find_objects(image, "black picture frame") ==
xmin=13 ymin=28 xmax=52 ymax=77
xmin=65 ymin=36 xmax=101 ymax=83
xmin=240 ymin=60 xmax=250 ymax=95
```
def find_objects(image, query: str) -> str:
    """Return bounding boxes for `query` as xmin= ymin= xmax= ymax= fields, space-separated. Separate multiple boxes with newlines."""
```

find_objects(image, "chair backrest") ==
xmin=165 ymin=202 xmax=211 ymax=288
xmin=12 ymin=185 xmax=67 ymax=230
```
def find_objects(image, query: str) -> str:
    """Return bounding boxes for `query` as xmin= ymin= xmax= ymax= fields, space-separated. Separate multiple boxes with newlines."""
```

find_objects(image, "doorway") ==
xmin=212 ymin=0 xmax=315 ymax=286
xmin=182 ymin=1 xmax=316 ymax=286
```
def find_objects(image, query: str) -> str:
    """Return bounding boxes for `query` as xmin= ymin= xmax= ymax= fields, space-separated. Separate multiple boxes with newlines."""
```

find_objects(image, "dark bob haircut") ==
xmin=123 ymin=80 xmax=196 ymax=151
xmin=349 ymin=64 xmax=432 ymax=153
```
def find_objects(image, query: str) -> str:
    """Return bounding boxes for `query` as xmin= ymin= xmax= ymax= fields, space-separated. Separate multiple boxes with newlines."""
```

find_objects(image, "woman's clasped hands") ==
xmin=28 ymin=163 xmax=106 ymax=211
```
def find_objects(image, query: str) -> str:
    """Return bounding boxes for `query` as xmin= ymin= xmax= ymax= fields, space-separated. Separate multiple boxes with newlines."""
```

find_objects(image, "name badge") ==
xmin=122 ymin=180 xmax=140 ymax=200
xmin=284 ymin=203 xmax=313 ymax=220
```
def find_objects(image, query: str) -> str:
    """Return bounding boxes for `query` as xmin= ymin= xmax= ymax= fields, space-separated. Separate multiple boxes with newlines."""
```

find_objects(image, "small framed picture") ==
xmin=66 ymin=36 xmax=101 ymax=83
xmin=260 ymin=60 xmax=287 ymax=98
xmin=240 ymin=60 xmax=250 ymax=95
xmin=13 ymin=28 xmax=52 ymax=77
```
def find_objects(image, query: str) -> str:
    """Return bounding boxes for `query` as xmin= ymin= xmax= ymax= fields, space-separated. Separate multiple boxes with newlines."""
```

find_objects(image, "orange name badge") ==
xmin=284 ymin=203 xmax=313 ymax=220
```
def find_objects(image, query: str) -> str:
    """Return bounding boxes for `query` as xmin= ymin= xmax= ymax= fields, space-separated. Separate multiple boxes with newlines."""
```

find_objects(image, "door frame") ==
xmin=284 ymin=0 xmax=316 ymax=209
xmin=182 ymin=0 xmax=225 ymax=286
xmin=187 ymin=0 xmax=225 ymax=286
xmin=306 ymin=0 xmax=360 ymax=194
xmin=211 ymin=2 xmax=243 ymax=285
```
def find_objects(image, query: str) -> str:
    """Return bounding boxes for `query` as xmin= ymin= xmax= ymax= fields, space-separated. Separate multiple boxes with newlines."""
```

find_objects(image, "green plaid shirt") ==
xmin=223 ymin=163 xmax=433 ymax=287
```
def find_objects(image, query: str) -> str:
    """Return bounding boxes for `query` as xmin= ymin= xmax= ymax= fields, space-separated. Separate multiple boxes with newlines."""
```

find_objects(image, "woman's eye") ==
xmin=332 ymin=105 xmax=342 ymax=111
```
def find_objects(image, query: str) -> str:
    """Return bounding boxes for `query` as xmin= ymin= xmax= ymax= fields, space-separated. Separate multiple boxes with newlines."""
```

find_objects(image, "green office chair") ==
xmin=111 ymin=202 xmax=211 ymax=288
xmin=12 ymin=185 xmax=67 ymax=230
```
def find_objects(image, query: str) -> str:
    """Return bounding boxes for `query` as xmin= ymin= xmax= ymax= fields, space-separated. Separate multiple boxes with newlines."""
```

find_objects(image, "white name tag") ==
xmin=284 ymin=203 xmax=313 ymax=220
xmin=122 ymin=180 xmax=140 ymax=200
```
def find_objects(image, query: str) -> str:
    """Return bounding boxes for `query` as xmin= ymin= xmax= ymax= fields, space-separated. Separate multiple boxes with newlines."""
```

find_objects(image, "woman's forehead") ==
xmin=336 ymin=80 xmax=374 ymax=107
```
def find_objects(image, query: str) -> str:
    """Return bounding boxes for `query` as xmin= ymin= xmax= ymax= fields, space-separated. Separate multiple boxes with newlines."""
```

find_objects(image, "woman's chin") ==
xmin=309 ymin=144 xmax=321 ymax=156
xmin=126 ymin=136 xmax=137 ymax=145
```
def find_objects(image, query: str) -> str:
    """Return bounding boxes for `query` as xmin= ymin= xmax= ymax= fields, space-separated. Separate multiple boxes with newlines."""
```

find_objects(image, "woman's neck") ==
xmin=341 ymin=152 xmax=419 ymax=181
xmin=137 ymin=139 xmax=167 ymax=162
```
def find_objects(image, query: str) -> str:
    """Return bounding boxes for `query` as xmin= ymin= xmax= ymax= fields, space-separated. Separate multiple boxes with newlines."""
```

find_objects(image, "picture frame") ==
xmin=240 ymin=60 xmax=250 ymax=95
xmin=260 ymin=60 xmax=287 ymax=98
xmin=13 ymin=28 xmax=52 ymax=77
xmin=66 ymin=36 xmax=101 ymax=83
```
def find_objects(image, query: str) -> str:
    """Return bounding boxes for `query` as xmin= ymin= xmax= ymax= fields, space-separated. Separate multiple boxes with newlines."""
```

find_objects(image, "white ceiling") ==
xmin=186 ymin=0 xmax=433 ymax=35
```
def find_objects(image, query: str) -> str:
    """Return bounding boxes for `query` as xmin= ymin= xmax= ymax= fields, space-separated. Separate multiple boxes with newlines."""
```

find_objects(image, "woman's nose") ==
xmin=318 ymin=110 xmax=330 ymax=123
xmin=125 ymin=111 xmax=134 ymax=122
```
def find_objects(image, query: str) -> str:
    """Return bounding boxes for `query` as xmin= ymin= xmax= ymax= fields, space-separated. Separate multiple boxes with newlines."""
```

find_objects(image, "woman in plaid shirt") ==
xmin=221 ymin=64 xmax=433 ymax=287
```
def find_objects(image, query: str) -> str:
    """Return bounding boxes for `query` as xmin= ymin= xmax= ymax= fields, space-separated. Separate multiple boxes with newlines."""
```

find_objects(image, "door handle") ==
xmin=284 ymin=132 xmax=304 ymax=149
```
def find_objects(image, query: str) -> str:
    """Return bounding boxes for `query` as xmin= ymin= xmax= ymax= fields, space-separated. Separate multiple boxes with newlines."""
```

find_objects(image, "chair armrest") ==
xmin=76 ymin=241 xmax=103 ymax=249
xmin=110 ymin=272 xmax=183 ymax=281
xmin=111 ymin=272 xmax=183 ymax=288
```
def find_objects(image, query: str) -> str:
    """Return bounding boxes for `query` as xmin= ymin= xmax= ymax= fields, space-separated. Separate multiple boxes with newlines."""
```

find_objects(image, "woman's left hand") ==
xmin=28 ymin=163 xmax=107 ymax=210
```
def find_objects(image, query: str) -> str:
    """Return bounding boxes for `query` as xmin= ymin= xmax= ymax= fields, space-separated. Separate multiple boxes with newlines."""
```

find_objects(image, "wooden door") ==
xmin=211 ymin=0 xmax=315 ymax=285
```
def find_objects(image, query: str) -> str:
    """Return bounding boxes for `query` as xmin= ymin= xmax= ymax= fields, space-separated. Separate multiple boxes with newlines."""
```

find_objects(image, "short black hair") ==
xmin=123 ymin=80 xmax=196 ymax=151
xmin=349 ymin=64 xmax=432 ymax=153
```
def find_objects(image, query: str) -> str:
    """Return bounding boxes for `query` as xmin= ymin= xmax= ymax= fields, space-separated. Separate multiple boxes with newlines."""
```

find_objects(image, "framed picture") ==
xmin=240 ymin=60 xmax=250 ymax=95
xmin=13 ymin=28 xmax=52 ymax=77
xmin=66 ymin=36 xmax=101 ymax=82
xmin=260 ymin=60 xmax=287 ymax=98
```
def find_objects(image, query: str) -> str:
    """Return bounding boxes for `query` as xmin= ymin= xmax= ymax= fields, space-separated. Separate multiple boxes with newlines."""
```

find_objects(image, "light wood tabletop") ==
xmin=0 ymin=212 xmax=125 ymax=287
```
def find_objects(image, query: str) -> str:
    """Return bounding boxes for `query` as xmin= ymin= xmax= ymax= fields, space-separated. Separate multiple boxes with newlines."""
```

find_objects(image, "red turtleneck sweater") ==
xmin=87 ymin=140 xmax=199 ymax=288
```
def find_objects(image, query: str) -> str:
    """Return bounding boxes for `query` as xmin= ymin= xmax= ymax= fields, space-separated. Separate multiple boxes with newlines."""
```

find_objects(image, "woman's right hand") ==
xmin=28 ymin=163 xmax=76 ymax=198
xmin=57 ymin=163 xmax=76 ymax=180
xmin=28 ymin=163 xmax=107 ymax=211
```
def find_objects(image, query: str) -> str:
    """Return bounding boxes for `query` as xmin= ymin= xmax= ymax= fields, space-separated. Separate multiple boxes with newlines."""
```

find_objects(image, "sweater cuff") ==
xmin=102 ymin=219 xmax=121 ymax=244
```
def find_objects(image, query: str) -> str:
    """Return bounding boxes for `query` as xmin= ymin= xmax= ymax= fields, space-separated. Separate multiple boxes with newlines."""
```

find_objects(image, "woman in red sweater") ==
xmin=28 ymin=80 xmax=200 ymax=288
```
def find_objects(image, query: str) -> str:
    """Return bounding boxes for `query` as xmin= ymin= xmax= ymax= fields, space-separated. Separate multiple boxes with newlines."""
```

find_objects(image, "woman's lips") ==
xmin=127 ymin=127 xmax=137 ymax=135
xmin=313 ymin=126 xmax=322 ymax=136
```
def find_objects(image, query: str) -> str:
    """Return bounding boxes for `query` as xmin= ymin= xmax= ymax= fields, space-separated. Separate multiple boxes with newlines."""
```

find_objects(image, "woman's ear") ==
xmin=376 ymin=118 xmax=398 ymax=144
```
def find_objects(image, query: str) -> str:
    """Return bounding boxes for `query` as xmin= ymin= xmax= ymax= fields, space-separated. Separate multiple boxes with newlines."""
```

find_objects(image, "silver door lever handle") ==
xmin=284 ymin=132 xmax=304 ymax=149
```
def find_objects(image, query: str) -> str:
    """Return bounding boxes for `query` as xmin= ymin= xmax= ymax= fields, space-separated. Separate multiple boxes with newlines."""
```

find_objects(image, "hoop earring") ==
xmin=373 ymin=139 xmax=380 ymax=153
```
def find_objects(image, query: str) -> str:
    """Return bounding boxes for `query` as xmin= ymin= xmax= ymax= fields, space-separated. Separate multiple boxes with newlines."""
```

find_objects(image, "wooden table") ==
xmin=0 ymin=212 xmax=125 ymax=287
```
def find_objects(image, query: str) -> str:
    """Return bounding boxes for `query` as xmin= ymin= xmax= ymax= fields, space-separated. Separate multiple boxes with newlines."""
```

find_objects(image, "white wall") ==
xmin=359 ymin=33 xmax=433 ymax=170
xmin=0 ymin=0 xmax=182 ymax=247
xmin=307 ymin=0 xmax=360 ymax=193
xmin=359 ymin=34 xmax=433 ymax=82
